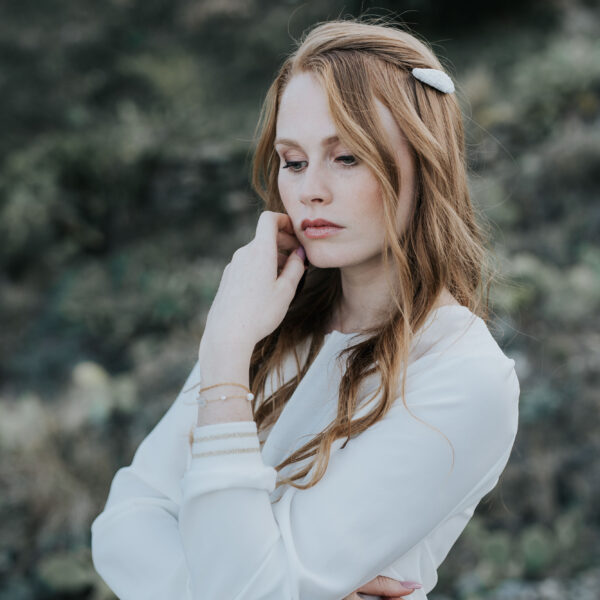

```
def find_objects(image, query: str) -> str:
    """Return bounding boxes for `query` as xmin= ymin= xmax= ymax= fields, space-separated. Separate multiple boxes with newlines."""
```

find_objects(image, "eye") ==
xmin=282 ymin=155 xmax=358 ymax=173
xmin=336 ymin=155 xmax=358 ymax=166
xmin=282 ymin=160 xmax=307 ymax=172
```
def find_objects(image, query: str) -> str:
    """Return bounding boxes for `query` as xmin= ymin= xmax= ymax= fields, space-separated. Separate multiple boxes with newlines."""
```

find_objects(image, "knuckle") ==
xmin=261 ymin=210 xmax=278 ymax=221
xmin=376 ymin=575 xmax=398 ymax=589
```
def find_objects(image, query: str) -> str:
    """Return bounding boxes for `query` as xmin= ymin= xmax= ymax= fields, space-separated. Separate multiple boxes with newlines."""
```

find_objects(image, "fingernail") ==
xmin=401 ymin=581 xmax=422 ymax=589
xmin=295 ymin=245 xmax=306 ymax=261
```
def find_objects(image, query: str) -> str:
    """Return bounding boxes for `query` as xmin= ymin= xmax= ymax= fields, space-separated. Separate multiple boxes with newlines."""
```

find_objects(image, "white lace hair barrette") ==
xmin=411 ymin=68 xmax=455 ymax=94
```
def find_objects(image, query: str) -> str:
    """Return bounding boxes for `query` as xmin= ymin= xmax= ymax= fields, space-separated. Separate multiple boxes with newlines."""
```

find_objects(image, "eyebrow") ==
xmin=273 ymin=135 xmax=340 ymax=148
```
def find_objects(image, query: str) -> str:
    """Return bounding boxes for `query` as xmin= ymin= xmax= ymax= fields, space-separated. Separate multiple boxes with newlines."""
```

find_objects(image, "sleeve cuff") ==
xmin=181 ymin=420 xmax=277 ymax=497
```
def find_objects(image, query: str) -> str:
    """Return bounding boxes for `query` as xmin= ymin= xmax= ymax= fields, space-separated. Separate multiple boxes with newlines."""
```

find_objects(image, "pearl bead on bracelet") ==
xmin=196 ymin=391 xmax=255 ymax=408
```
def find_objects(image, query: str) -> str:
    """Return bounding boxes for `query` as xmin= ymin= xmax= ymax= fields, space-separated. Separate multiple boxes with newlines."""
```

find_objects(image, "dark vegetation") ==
xmin=0 ymin=1 xmax=598 ymax=598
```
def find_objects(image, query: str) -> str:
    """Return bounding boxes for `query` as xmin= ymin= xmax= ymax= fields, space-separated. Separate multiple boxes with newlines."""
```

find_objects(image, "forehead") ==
xmin=276 ymin=71 xmax=410 ymax=153
xmin=276 ymin=72 xmax=334 ymax=135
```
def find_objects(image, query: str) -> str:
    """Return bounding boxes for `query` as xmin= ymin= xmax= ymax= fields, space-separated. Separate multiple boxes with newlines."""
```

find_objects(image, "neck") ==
xmin=329 ymin=256 xmax=459 ymax=334
xmin=331 ymin=256 xmax=395 ymax=333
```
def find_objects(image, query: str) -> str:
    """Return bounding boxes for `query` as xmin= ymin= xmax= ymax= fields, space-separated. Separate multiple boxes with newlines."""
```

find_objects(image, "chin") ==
xmin=305 ymin=253 xmax=357 ymax=269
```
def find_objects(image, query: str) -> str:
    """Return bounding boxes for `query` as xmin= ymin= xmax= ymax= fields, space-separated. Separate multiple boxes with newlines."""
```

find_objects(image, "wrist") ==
xmin=199 ymin=328 xmax=255 ymax=362
xmin=195 ymin=343 xmax=254 ymax=426
xmin=198 ymin=340 xmax=252 ymax=386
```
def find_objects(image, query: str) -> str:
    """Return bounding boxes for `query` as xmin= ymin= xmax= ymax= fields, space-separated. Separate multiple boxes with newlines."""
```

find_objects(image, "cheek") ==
xmin=278 ymin=168 xmax=292 ymax=196
xmin=351 ymin=174 xmax=384 ymax=219
xmin=277 ymin=175 xmax=293 ymax=210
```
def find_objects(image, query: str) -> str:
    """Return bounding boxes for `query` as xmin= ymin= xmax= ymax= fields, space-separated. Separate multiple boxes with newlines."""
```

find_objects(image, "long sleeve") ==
xmin=178 ymin=350 xmax=520 ymax=600
xmin=91 ymin=359 xmax=202 ymax=600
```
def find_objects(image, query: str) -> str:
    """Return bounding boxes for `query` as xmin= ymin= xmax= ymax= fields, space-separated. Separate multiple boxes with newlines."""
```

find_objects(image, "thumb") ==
xmin=277 ymin=244 xmax=307 ymax=291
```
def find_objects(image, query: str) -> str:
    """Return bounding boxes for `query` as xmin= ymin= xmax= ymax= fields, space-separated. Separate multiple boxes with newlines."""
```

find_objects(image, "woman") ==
xmin=91 ymin=17 xmax=520 ymax=600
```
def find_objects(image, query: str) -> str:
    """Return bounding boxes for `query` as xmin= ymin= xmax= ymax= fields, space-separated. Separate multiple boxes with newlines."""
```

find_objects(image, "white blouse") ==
xmin=91 ymin=305 xmax=520 ymax=600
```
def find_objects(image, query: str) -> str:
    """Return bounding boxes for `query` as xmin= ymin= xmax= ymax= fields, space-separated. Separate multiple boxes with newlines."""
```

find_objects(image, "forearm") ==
xmin=196 ymin=335 xmax=255 ymax=427
xmin=182 ymin=335 xmax=284 ymax=599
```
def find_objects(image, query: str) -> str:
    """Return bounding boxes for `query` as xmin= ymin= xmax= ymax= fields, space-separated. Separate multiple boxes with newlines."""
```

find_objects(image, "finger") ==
xmin=255 ymin=210 xmax=295 ymax=247
xmin=277 ymin=251 xmax=288 ymax=269
xmin=358 ymin=576 xmax=421 ymax=597
xmin=276 ymin=245 xmax=307 ymax=293
xmin=277 ymin=230 xmax=300 ymax=252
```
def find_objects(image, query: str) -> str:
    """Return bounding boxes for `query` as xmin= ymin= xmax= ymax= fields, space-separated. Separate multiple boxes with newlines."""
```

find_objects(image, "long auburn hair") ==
xmin=242 ymin=16 xmax=497 ymax=501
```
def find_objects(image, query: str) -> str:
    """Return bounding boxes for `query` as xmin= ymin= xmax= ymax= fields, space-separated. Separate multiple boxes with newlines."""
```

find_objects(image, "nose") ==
xmin=298 ymin=162 xmax=333 ymax=206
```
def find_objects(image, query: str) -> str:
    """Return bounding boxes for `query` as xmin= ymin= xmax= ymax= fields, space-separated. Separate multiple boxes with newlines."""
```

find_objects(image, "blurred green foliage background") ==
xmin=0 ymin=0 xmax=599 ymax=598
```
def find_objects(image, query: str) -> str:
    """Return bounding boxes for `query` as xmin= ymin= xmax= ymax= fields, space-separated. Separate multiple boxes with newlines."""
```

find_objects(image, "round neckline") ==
xmin=324 ymin=304 xmax=473 ymax=338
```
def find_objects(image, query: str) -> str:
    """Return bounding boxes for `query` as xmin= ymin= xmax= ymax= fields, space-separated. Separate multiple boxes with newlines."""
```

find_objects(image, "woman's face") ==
xmin=275 ymin=71 xmax=416 ymax=269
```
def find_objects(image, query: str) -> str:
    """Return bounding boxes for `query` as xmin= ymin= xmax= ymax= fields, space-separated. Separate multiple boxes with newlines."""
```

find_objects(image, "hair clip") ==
xmin=411 ymin=68 xmax=455 ymax=94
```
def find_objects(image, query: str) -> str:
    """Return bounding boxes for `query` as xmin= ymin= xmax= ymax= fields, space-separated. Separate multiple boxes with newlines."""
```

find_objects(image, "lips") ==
xmin=301 ymin=218 xmax=343 ymax=230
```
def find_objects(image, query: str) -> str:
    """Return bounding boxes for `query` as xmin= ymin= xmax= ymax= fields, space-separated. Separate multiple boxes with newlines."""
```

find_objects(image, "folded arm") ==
xmin=178 ymin=351 xmax=520 ymax=599
xmin=91 ymin=352 xmax=519 ymax=600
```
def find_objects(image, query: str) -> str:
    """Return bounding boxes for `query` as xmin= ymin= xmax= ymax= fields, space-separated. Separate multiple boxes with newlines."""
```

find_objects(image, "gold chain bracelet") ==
xmin=184 ymin=381 xmax=255 ymax=408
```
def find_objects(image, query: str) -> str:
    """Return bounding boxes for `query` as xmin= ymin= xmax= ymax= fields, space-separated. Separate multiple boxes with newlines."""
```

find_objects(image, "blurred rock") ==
xmin=65 ymin=361 xmax=113 ymax=428
xmin=0 ymin=392 xmax=49 ymax=452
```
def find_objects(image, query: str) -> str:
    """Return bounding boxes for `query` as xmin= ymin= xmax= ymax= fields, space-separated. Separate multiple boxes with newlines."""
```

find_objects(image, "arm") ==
xmin=178 ymin=351 xmax=520 ymax=600
xmin=90 ymin=359 xmax=202 ymax=600
xmin=90 ymin=336 xmax=303 ymax=600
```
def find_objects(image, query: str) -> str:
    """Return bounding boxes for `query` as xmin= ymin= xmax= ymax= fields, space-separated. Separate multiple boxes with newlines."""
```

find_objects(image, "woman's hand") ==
xmin=200 ymin=210 xmax=307 ymax=358
xmin=343 ymin=575 xmax=422 ymax=600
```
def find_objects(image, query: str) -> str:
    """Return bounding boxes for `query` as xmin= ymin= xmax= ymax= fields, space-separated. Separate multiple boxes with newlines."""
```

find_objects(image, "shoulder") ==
xmin=404 ymin=308 xmax=519 ymax=412
xmin=402 ymin=348 xmax=520 ymax=457
xmin=407 ymin=345 xmax=519 ymax=404
xmin=411 ymin=307 xmax=518 ymax=375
